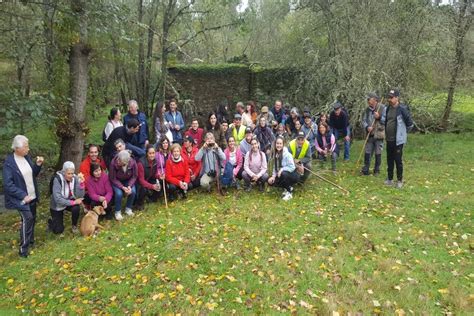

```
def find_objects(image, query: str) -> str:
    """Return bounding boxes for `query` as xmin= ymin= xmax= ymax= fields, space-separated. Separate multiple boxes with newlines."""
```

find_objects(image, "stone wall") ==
xmin=167 ymin=64 xmax=297 ymax=120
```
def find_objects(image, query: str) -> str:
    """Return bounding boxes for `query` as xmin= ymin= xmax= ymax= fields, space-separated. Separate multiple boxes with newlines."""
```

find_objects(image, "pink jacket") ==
xmin=223 ymin=147 xmax=243 ymax=177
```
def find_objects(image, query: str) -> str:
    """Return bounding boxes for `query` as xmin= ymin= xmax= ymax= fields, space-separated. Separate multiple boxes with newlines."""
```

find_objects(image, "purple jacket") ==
xmin=108 ymin=156 xmax=138 ymax=189
xmin=86 ymin=172 xmax=113 ymax=203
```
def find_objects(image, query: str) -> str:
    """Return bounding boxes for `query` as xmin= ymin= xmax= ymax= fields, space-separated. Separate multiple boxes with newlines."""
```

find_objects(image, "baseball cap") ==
xmin=297 ymin=131 xmax=305 ymax=139
xmin=333 ymin=101 xmax=342 ymax=110
xmin=245 ymin=127 xmax=253 ymax=134
xmin=261 ymin=106 xmax=269 ymax=113
xmin=234 ymin=114 xmax=242 ymax=120
xmin=183 ymin=135 xmax=194 ymax=144
xmin=387 ymin=89 xmax=400 ymax=98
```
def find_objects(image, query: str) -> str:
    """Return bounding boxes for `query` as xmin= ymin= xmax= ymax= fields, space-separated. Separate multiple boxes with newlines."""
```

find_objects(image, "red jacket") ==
xmin=79 ymin=156 xmax=107 ymax=181
xmin=165 ymin=158 xmax=190 ymax=186
xmin=184 ymin=128 xmax=204 ymax=147
xmin=181 ymin=147 xmax=201 ymax=178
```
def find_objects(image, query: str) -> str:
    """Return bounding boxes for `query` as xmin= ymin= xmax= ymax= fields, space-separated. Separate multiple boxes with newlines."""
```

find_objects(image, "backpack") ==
xmin=49 ymin=173 xmax=61 ymax=195
xmin=220 ymin=161 xmax=234 ymax=187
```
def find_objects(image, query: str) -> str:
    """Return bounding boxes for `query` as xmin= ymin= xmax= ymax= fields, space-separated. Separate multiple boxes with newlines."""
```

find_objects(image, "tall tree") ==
xmin=440 ymin=0 xmax=472 ymax=130
xmin=57 ymin=0 xmax=90 ymax=168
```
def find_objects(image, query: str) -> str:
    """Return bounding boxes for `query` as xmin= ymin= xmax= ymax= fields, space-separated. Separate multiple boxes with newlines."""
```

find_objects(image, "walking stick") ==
xmin=355 ymin=99 xmax=384 ymax=171
xmin=303 ymin=165 xmax=349 ymax=195
xmin=160 ymin=155 xmax=168 ymax=208
xmin=213 ymin=149 xmax=224 ymax=196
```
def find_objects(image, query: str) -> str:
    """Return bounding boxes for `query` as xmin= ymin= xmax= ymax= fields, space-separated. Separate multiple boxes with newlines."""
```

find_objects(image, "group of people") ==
xmin=3 ymin=89 xmax=413 ymax=258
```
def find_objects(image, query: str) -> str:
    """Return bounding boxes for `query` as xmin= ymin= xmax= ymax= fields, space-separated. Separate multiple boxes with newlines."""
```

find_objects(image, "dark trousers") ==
xmin=18 ymin=202 xmax=37 ymax=255
xmin=272 ymin=170 xmax=300 ymax=191
xmin=48 ymin=205 xmax=80 ymax=234
xmin=136 ymin=183 xmax=161 ymax=206
xmin=386 ymin=141 xmax=404 ymax=181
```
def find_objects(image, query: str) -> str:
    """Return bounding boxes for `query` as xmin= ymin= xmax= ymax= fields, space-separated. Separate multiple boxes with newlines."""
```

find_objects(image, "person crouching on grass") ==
xmin=288 ymin=131 xmax=312 ymax=183
xmin=268 ymin=136 xmax=299 ymax=201
xmin=165 ymin=143 xmax=191 ymax=200
xmin=315 ymin=122 xmax=337 ymax=173
xmin=108 ymin=150 xmax=137 ymax=221
xmin=85 ymin=163 xmax=113 ymax=219
xmin=242 ymin=138 xmax=268 ymax=192
xmin=195 ymin=132 xmax=226 ymax=192
xmin=135 ymin=145 xmax=162 ymax=210
xmin=48 ymin=161 xmax=85 ymax=235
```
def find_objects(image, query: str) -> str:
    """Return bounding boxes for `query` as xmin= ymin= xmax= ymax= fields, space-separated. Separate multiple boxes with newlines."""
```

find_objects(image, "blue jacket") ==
xmin=272 ymin=147 xmax=296 ymax=174
xmin=384 ymin=104 xmax=413 ymax=145
xmin=123 ymin=111 xmax=149 ymax=146
xmin=164 ymin=111 xmax=185 ymax=142
xmin=3 ymin=154 xmax=42 ymax=211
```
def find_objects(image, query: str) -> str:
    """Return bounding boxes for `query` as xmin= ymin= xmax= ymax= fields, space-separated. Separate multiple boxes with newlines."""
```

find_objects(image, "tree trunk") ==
xmin=57 ymin=0 xmax=90 ymax=169
xmin=441 ymin=0 xmax=472 ymax=130
xmin=160 ymin=1 xmax=172 ymax=105
xmin=137 ymin=0 xmax=146 ymax=111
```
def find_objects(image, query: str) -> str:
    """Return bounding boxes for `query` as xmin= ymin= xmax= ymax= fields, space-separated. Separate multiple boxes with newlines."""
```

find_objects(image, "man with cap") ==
xmin=226 ymin=114 xmax=246 ymax=145
xmin=257 ymin=105 xmax=275 ymax=126
xmin=239 ymin=127 xmax=254 ymax=157
xmin=301 ymin=112 xmax=318 ymax=157
xmin=361 ymin=92 xmax=386 ymax=175
xmin=288 ymin=131 xmax=312 ymax=183
xmin=383 ymin=89 xmax=413 ymax=188
xmin=329 ymin=101 xmax=351 ymax=161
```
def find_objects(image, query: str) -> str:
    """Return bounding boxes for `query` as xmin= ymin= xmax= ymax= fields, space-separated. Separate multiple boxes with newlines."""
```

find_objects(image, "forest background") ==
xmin=0 ymin=0 xmax=472 ymax=167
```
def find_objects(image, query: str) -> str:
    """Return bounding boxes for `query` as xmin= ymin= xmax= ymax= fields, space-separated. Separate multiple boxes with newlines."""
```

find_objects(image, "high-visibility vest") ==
xmin=289 ymin=139 xmax=309 ymax=159
xmin=232 ymin=125 xmax=246 ymax=144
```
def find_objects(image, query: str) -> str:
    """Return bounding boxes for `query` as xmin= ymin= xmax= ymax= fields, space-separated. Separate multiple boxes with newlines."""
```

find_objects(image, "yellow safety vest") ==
xmin=289 ymin=139 xmax=309 ymax=159
xmin=232 ymin=125 xmax=246 ymax=144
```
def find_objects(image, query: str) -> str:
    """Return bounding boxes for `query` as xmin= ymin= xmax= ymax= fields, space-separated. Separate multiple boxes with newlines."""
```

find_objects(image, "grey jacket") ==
xmin=50 ymin=172 xmax=85 ymax=211
xmin=383 ymin=104 xmax=414 ymax=146
xmin=195 ymin=147 xmax=226 ymax=176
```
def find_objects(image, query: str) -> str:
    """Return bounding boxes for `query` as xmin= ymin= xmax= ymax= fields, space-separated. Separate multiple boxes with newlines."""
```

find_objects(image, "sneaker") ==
xmin=115 ymin=211 xmax=123 ymax=221
xmin=288 ymin=186 xmax=294 ymax=193
xmin=384 ymin=179 xmax=393 ymax=186
xmin=373 ymin=170 xmax=380 ymax=176
xmin=125 ymin=208 xmax=134 ymax=216
xmin=19 ymin=251 xmax=28 ymax=258
xmin=235 ymin=181 xmax=241 ymax=190
xmin=282 ymin=191 xmax=293 ymax=201
xmin=71 ymin=226 xmax=79 ymax=235
xmin=396 ymin=181 xmax=404 ymax=189
xmin=182 ymin=191 xmax=188 ymax=199
xmin=258 ymin=182 xmax=265 ymax=192
xmin=281 ymin=189 xmax=288 ymax=197
xmin=245 ymin=184 xmax=252 ymax=192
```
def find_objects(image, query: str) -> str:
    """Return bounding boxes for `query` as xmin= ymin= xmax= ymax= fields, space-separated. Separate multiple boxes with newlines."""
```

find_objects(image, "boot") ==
xmin=361 ymin=153 xmax=371 ymax=175
xmin=373 ymin=154 xmax=381 ymax=175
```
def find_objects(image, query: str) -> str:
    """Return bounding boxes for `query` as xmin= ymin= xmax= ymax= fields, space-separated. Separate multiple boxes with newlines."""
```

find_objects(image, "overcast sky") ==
xmin=236 ymin=0 xmax=453 ymax=13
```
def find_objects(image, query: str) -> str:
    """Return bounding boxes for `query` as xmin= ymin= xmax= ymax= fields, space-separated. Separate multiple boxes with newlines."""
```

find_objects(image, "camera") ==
xmin=207 ymin=170 xmax=217 ymax=177
xmin=207 ymin=142 xmax=215 ymax=148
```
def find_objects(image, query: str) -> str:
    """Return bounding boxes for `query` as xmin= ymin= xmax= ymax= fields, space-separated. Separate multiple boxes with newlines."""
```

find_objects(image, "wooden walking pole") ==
xmin=160 ymin=156 xmax=168 ymax=208
xmin=303 ymin=165 xmax=349 ymax=195
xmin=355 ymin=98 xmax=384 ymax=171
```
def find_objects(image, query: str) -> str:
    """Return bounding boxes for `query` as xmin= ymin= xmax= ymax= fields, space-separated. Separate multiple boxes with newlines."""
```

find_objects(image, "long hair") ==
xmin=206 ymin=112 xmax=221 ymax=131
xmin=157 ymin=135 xmax=171 ymax=154
xmin=152 ymin=102 xmax=165 ymax=132
xmin=271 ymin=136 xmax=285 ymax=166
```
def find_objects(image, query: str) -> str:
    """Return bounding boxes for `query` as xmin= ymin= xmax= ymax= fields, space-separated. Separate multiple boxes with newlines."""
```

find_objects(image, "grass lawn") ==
xmin=0 ymin=132 xmax=472 ymax=314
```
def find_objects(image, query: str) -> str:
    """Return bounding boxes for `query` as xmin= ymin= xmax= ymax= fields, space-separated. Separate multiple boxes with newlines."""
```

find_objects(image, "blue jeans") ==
xmin=112 ymin=181 xmax=136 ymax=212
xmin=334 ymin=129 xmax=350 ymax=160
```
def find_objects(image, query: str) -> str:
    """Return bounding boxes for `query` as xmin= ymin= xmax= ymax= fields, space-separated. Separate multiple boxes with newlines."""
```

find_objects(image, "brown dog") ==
xmin=80 ymin=206 xmax=106 ymax=237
